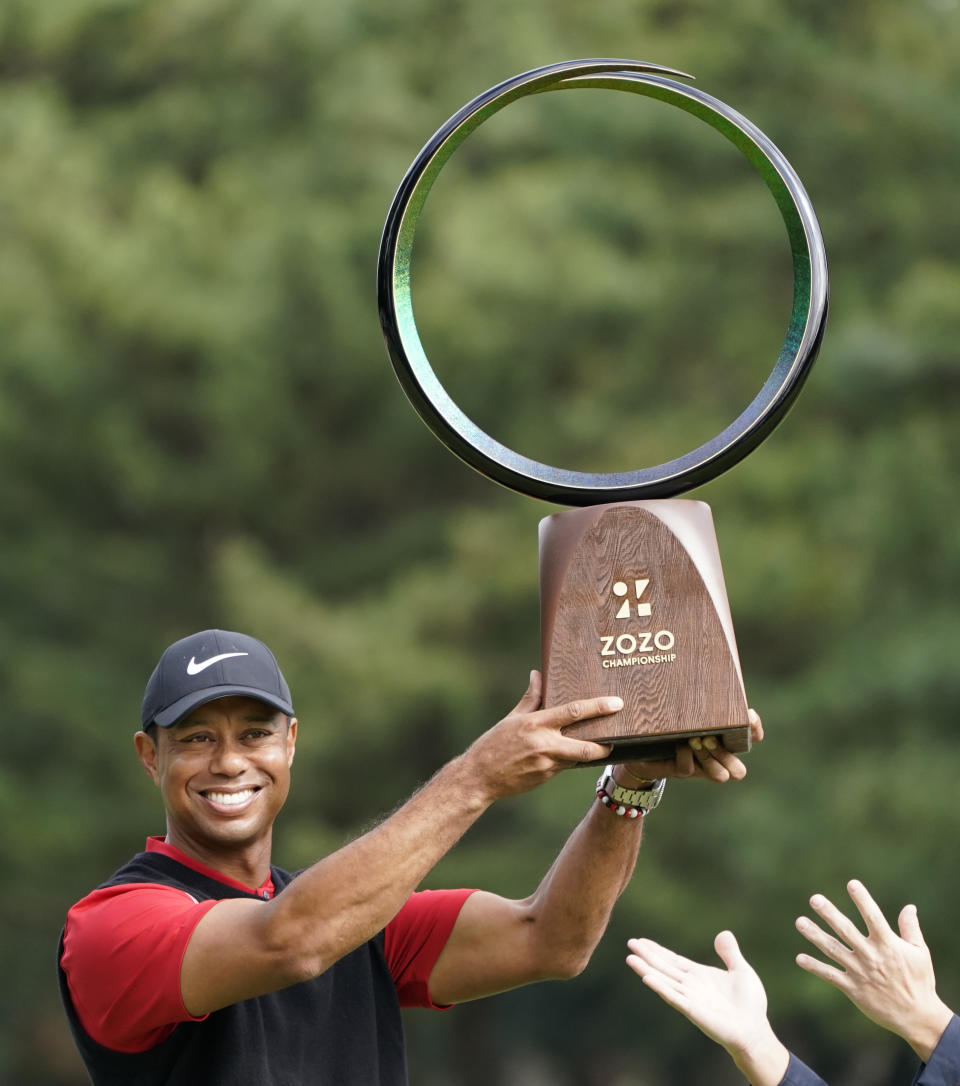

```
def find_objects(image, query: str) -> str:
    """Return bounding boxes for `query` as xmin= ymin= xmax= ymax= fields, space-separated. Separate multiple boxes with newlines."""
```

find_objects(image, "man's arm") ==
xmin=425 ymin=705 xmax=764 ymax=1004
xmin=625 ymin=931 xmax=794 ymax=1086
xmin=178 ymin=671 xmax=620 ymax=1015
xmin=795 ymin=880 xmax=955 ymax=1064
xmin=426 ymin=788 xmax=644 ymax=1004
xmin=180 ymin=674 xmax=760 ymax=1014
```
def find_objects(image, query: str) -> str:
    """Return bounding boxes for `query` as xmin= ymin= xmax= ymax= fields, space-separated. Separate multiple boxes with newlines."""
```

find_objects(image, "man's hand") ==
xmin=626 ymin=931 xmax=789 ymax=1086
xmin=795 ymin=879 xmax=954 ymax=1063
xmin=460 ymin=671 xmax=620 ymax=802
xmin=623 ymin=709 xmax=764 ymax=784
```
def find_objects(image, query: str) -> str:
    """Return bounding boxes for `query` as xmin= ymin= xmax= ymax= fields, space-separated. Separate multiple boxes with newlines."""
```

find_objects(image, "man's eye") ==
xmin=182 ymin=734 xmax=211 ymax=742
xmin=245 ymin=729 xmax=271 ymax=740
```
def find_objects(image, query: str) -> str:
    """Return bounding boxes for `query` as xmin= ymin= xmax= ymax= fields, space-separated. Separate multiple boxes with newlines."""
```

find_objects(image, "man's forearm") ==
xmin=520 ymin=785 xmax=645 ymax=975
xmin=267 ymin=753 xmax=499 ymax=972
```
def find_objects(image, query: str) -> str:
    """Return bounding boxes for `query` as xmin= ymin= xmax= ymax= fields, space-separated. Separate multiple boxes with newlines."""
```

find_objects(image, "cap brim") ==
xmin=151 ymin=686 xmax=295 ymax=728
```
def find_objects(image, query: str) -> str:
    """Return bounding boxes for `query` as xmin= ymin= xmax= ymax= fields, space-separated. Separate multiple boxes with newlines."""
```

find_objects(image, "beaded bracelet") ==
xmin=596 ymin=788 xmax=643 ymax=818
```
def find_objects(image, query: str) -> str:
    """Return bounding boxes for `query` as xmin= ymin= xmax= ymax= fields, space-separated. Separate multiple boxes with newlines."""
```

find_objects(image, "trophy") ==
xmin=377 ymin=60 xmax=828 ymax=763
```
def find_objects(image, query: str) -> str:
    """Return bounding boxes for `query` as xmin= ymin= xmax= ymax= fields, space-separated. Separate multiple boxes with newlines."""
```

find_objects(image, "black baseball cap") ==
xmin=141 ymin=629 xmax=295 ymax=728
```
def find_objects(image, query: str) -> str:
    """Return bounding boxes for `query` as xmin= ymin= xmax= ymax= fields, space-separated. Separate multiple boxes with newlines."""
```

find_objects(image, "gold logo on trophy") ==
xmin=601 ymin=576 xmax=676 ymax=665
xmin=613 ymin=579 xmax=651 ymax=619
xmin=599 ymin=631 xmax=677 ymax=660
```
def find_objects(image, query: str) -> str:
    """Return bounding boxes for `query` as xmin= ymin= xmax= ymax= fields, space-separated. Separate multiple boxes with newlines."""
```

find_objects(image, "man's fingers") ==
xmin=795 ymin=952 xmax=849 ymax=991
xmin=706 ymin=741 xmax=747 ymax=781
xmin=747 ymin=708 xmax=764 ymax=742
xmin=674 ymin=743 xmax=696 ymax=778
xmin=795 ymin=914 xmax=853 ymax=966
xmin=898 ymin=903 xmax=926 ymax=947
xmin=626 ymin=938 xmax=691 ymax=983
xmin=626 ymin=951 xmax=691 ymax=1009
xmin=628 ymin=936 xmax=686 ymax=967
xmin=627 ymin=749 xmax=700 ymax=780
xmin=512 ymin=670 xmax=543 ymax=714
xmin=808 ymin=893 xmax=867 ymax=950
xmin=638 ymin=970 xmax=691 ymax=1014
xmin=538 ymin=694 xmax=624 ymax=731
xmin=517 ymin=732 xmax=611 ymax=770
xmin=625 ymin=953 xmax=647 ymax=979
xmin=689 ymin=738 xmax=733 ymax=783
xmin=846 ymin=879 xmax=892 ymax=940
xmin=572 ymin=740 xmax=613 ymax=765
xmin=713 ymin=930 xmax=744 ymax=971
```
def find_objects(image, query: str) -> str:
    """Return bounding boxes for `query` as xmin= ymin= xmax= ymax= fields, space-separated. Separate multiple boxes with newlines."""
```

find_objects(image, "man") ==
xmin=626 ymin=879 xmax=959 ymax=1085
xmin=59 ymin=628 xmax=761 ymax=1085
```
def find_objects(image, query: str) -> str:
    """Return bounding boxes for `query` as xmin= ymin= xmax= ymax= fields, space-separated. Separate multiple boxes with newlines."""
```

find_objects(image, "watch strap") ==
xmin=597 ymin=766 xmax=666 ymax=813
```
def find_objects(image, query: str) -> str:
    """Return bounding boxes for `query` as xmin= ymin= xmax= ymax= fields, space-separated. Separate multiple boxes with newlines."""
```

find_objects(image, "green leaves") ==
xmin=1 ymin=2 xmax=958 ymax=1081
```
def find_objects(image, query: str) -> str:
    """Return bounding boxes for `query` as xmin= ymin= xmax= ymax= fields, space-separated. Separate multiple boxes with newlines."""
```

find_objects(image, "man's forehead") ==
xmin=174 ymin=696 xmax=285 ymax=728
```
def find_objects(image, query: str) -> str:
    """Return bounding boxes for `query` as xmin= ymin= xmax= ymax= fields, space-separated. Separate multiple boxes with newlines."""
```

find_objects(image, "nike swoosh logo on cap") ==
xmin=186 ymin=652 xmax=249 ymax=675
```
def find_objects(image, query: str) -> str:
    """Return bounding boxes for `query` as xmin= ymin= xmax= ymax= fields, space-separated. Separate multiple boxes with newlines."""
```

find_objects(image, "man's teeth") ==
xmin=205 ymin=789 xmax=256 ymax=806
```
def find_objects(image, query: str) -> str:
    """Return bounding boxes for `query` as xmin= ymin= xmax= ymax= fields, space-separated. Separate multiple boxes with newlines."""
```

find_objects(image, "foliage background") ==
xmin=0 ymin=0 xmax=958 ymax=1083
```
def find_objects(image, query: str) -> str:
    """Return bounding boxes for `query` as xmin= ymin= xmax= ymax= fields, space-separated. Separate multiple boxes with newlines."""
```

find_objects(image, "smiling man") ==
xmin=58 ymin=628 xmax=761 ymax=1085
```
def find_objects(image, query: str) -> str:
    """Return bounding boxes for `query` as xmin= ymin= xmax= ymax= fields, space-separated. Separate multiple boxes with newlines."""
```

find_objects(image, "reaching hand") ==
xmin=795 ymin=879 xmax=954 ymax=1062
xmin=626 ymin=931 xmax=789 ymax=1086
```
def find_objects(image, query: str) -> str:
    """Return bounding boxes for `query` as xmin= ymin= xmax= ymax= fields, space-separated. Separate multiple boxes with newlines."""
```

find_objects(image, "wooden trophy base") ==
xmin=539 ymin=500 xmax=749 ymax=765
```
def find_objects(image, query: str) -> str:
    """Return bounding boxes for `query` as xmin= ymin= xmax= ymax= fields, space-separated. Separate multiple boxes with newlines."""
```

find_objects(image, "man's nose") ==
xmin=208 ymin=739 xmax=248 ymax=776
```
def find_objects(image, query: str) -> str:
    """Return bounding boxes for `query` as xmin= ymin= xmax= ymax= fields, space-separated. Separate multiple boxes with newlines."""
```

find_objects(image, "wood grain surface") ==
xmin=539 ymin=502 xmax=749 ymax=761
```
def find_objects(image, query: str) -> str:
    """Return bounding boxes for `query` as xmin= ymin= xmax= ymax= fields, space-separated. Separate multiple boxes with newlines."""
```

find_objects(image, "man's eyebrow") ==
xmin=169 ymin=719 xmax=207 ymax=733
xmin=171 ymin=707 xmax=282 ymax=730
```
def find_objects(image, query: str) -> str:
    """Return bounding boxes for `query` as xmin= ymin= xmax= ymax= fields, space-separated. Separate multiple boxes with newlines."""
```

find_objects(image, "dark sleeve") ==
xmin=779 ymin=1052 xmax=829 ymax=1086
xmin=913 ymin=1015 xmax=960 ymax=1086
xmin=383 ymin=888 xmax=477 ymax=1009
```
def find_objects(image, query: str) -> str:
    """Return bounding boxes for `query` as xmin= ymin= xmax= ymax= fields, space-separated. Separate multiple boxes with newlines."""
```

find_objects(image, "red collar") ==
xmin=145 ymin=836 xmax=275 ymax=899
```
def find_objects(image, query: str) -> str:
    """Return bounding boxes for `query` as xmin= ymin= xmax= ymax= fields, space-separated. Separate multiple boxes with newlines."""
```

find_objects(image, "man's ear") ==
xmin=134 ymin=730 xmax=161 ymax=786
xmin=286 ymin=717 xmax=298 ymax=768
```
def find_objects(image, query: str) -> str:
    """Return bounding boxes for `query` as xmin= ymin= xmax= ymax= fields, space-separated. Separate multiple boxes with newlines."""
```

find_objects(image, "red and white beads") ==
xmin=596 ymin=789 xmax=642 ymax=818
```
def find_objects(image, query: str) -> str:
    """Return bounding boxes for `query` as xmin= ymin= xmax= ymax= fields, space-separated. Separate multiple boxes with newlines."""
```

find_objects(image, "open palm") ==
xmin=627 ymin=930 xmax=768 ymax=1049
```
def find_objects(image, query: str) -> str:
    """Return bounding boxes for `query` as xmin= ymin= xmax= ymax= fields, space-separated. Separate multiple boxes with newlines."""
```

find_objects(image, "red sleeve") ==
xmin=383 ymin=888 xmax=477 ymax=1009
xmin=61 ymin=884 xmax=220 ymax=1052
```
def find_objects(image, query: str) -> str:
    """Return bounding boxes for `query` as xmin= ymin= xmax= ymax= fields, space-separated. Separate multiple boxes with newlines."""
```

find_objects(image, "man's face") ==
xmin=135 ymin=696 xmax=297 ymax=858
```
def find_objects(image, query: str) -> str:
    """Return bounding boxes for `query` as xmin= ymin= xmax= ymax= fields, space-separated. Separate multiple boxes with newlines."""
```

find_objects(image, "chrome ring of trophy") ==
xmin=377 ymin=57 xmax=828 ymax=505
xmin=377 ymin=59 xmax=829 ymax=763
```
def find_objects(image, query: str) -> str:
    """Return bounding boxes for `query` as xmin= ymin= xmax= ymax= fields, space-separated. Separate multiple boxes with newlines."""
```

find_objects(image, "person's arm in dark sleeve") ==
xmin=779 ymin=1053 xmax=829 ymax=1086
xmin=912 ymin=1014 xmax=960 ymax=1086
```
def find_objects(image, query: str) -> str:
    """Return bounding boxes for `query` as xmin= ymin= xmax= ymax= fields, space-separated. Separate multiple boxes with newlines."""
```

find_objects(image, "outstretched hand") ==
xmin=795 ymin=879 xmax=954 ymax=1062
xmin=626 ymin=932 xmax=789 ymax=1086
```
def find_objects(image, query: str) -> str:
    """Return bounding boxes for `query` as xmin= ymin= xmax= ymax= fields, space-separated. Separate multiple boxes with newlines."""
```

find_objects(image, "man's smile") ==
xmin=200 ymin=787 xmax=261 ymax=811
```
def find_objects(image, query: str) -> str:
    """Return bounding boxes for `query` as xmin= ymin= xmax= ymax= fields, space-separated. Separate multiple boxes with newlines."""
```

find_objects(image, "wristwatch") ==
xmin=597 ymin=766 xmax=666 ymax=814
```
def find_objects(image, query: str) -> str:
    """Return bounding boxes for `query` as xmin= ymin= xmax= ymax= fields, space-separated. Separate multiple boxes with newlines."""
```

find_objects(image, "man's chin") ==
xmin=201 ymin=822 xmax=266 ymax=848
xmin=175 ymin=815 xmax=271 ymax=855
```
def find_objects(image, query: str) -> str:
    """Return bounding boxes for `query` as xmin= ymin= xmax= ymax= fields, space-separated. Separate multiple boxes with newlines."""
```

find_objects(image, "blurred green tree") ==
xmin=0 ymin=0 xmax=957 ymax=1082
